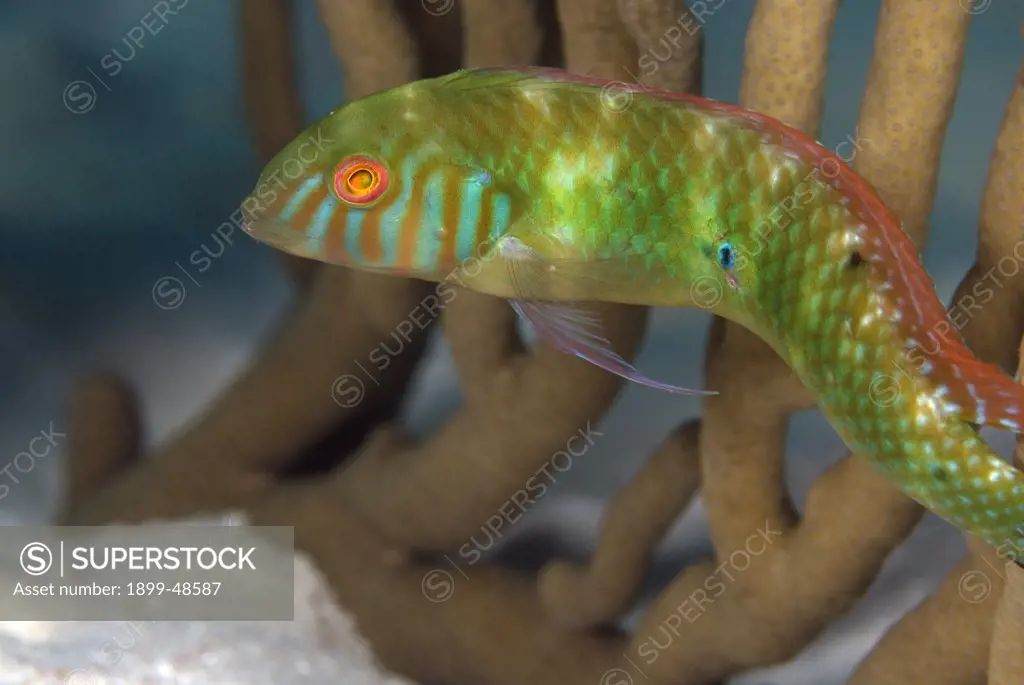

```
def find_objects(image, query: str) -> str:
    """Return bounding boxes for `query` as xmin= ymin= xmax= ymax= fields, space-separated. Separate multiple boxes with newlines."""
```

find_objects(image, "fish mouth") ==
xmin=241 ymin=210 xmax=306 ymax=254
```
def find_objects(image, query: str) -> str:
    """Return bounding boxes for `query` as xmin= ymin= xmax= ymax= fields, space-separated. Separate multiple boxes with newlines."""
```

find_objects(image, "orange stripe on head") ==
xmin=437 ymin=172 xmax=462 ymax=267
xmin=359 ymin=203 xmax=384 ymax=264
xmin=285 ymin=183 xmax=329 ymax=230
xmin=396 ymin=168 xmax=428 ymax=270
xmin=322 ymin=206 xmax=349 ymax=263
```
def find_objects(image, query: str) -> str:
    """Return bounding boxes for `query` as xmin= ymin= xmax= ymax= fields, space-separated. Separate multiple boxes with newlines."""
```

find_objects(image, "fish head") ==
xmin=241 ymin=82 xmax=507 ymax=276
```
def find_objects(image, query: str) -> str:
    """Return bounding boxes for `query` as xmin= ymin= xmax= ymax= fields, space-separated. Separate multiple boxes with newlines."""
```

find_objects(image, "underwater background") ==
xmin=0 ymin=1 xmax=1022 ymax=683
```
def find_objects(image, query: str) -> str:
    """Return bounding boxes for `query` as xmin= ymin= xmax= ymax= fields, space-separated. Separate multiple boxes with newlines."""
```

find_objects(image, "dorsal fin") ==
xmin=906 ymin=344 xmax=1024 ymax=432
xmin=856 ymin=212 xmax=1024 ymax=432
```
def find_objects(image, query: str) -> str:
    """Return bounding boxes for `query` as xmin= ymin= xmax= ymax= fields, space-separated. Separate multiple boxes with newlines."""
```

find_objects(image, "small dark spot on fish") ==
xmin=930 ymin=465 xmax=948 ymax=482
xmin=848 ymin=251 xmax=864 ymax=268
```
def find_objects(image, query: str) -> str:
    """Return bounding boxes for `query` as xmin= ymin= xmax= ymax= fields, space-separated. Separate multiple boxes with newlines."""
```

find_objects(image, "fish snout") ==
xmin=240 ymin=208 xmax=307 ymax=253
xmin=241 ymin=174 xmax=332 ymax=255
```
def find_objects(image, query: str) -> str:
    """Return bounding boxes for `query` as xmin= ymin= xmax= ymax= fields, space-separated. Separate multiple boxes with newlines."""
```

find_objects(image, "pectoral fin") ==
xmin=498 ymin=235 xmax=716 ymax=396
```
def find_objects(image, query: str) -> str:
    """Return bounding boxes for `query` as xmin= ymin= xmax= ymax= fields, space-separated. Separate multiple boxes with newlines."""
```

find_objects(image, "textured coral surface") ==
xmin=5 ymin=1 xmax=1024 ymax=684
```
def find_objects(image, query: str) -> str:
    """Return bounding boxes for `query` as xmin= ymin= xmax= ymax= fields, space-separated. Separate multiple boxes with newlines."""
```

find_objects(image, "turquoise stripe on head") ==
xmin=490 ymin=191 xmax=512 ymax=240
xmin=280 ymin=175 xmax=323 ymax=222
xmin=378 ymin=154 xmax=423 ymax=267
xmin=416 ymin=170 xmax=445 ymax=271
xmin=454 ymin=173 xmax=487 ymax=261
xmin=307 ymin=195 xmax=339 ymax=256
xmin=342 ymin=202 xmax=364 ymax=263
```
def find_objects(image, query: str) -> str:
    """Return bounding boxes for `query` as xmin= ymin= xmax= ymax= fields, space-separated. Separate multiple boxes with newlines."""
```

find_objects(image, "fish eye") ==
xmin=716 ymin=242 xmax=736 ymax=270
xmin=333 ymin=155 xmax=389 ymax=206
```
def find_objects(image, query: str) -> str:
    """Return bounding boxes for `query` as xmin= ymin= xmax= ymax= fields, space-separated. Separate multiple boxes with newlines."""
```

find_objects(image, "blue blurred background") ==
xmin=0 ymin=1 xmax=1021 ymax=683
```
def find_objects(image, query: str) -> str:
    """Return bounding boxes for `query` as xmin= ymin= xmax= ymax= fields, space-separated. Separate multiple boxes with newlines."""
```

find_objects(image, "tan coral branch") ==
xmin=539 ymin=419 xmax=704 ymax=629
xmin=460 ymin=0 xmax=543 ymax=67
xmin=847 ymin=540 xmax=1003 ymax=685
xmin=852 ymin=0 xmax=971 ymax=245
xmin=989 ymin=562 xmax=1024 ymax=684
xmin=316 ymin=0 xmax=419 ymax=99
xmin=557 ymin=0 xmax=639 ymax=79
xmin=60 ymin=373 xmax=140 ymax=510
xmin=989 ymin=349 xmax=1024 ymax=683
xmin=616 ymin=0 xmax=702 ymax=91
xmin=948 ymin=64 xmax=1024 ymax=373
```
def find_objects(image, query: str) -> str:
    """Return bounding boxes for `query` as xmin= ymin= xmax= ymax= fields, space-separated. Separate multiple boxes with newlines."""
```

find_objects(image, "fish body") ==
xmin=243 ymin=67 xmax=1024 ymax=556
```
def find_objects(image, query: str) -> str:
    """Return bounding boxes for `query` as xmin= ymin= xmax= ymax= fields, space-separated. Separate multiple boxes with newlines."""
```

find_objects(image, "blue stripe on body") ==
xmin=490 ymin=192 xmax=512 ymax=239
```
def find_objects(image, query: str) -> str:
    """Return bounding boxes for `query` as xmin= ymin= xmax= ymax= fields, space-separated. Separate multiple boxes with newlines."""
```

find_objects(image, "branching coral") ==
xmin=58 ymin=1 xmax=1024 ymax=684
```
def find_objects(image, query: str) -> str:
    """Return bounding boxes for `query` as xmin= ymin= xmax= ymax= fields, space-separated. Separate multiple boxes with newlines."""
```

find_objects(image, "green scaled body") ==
xmin=244 ymin=67 xmax=1024 ymax=557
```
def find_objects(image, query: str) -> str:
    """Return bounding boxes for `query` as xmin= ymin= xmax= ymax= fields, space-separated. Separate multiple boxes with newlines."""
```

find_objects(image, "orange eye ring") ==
xmin=333 ymin=156 xmax=389 ymax=206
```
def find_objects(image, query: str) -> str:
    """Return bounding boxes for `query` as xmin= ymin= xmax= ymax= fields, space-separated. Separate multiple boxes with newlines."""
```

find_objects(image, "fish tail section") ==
xmin=898 ymin=425 xmax=1024 ymax=556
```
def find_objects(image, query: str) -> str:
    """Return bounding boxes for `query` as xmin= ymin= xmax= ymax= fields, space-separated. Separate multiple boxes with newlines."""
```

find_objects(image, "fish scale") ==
xmin=245 ymin=66 xmax=1024 ymax=557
